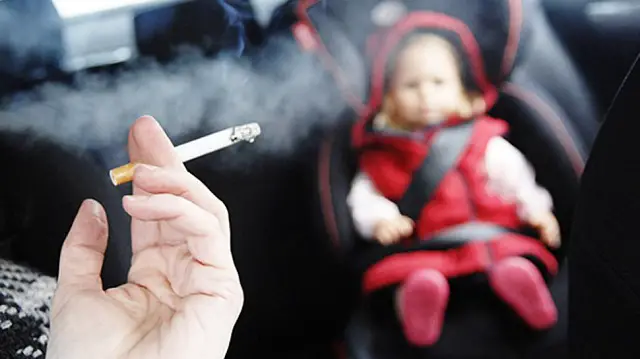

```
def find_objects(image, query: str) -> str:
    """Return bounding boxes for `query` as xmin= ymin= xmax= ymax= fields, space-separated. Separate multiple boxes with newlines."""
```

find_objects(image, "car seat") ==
xmin=293 ymin=0 xmax=596 ymax=358
xmin=0 ymin=130 xmax=131 ymax=289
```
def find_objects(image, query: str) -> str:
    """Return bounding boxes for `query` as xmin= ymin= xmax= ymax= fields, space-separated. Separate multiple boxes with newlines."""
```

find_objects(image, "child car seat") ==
xmin=293 ymin=0 xmax=596 ymax=358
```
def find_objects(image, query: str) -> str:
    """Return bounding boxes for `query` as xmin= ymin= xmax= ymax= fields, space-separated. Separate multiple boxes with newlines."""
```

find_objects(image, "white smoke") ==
xmin=0 ymin=34 xmax=364 ymax=168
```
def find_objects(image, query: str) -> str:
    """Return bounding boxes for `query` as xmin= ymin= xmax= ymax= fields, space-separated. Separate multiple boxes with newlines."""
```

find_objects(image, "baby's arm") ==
xmin=347 ymin=171 xmax=402 ymax=239
xmin=484 ymin=137 xmax=553 ymax=222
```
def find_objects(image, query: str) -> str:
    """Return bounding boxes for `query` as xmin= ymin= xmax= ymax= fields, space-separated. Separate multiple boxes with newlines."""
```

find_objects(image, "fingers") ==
xmin=128 ymin=116 xmax=184 ymax=171
xmin=544 ymin=226 xmax=561 ymax=248
xmin=376 ymin=230 xmax=393 ymax=245
xmin=537 ymin=219 xmax=560 ymax=248
xmin=57 ymin=199 xmax=109 ymax=291
xmin=543 ymin=215 xmax=561 ymax=248
xmin=133 ymin=165 xmax=230 ymax=237
xmin=376 ymin=228 xmax=401 ymax=245
xmin=398 ymin=216 xmax=415 ymax=236
xmin=122 ymin=194 xmax=233 ymax=268
xmin=376 ymin=217 xmax=415 ymax=245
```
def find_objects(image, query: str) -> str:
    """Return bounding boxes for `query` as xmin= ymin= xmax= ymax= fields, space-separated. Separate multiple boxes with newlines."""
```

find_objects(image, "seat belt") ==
xmin=423 ymin=221 xmax=511 ymax=248
xmin=395 ymin=121 xmax=475 ymax=221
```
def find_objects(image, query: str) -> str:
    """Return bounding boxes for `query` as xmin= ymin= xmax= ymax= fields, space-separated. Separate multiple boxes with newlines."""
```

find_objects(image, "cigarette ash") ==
xmin=0 ymin=35 xmax=364 ymax=169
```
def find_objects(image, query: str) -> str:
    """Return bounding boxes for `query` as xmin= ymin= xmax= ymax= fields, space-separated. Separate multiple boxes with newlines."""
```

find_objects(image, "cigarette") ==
xmin=109 ymin=122 xmax=261 ymax=186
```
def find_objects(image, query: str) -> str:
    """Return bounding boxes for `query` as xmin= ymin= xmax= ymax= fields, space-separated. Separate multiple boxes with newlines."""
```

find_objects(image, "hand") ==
xmin=46 ymin=116 xmax=243 ymax=359
xmin=373 ymin=216 xmax=415 ymax=245
xmin=529 ymin=211 xmax=561 ymax=249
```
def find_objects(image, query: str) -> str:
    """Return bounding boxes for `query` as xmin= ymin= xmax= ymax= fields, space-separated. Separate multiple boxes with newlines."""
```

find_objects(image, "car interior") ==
xmin=0 ymin=0 xmax=638 ymax=358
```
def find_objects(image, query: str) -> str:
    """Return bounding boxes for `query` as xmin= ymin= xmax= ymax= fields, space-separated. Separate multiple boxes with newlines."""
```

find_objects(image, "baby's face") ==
xmin=388 ymin=38 xmax=468 ymax=128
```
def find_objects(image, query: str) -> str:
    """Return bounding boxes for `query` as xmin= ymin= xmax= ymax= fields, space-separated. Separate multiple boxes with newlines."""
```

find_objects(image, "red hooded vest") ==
xmin=356 ymin=116 xmax=522 ymax=240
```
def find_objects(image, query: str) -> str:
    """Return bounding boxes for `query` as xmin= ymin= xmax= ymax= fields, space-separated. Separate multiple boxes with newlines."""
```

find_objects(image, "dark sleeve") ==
xmin=569 ymin=58 xmax=640 ymax=358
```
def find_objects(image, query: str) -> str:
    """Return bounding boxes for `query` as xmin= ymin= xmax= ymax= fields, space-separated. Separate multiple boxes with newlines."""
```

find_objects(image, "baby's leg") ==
xmin=396 ymin=269 xmax=449 ymax=346
xmin=488 ymin=257 xmax=557 ymax=330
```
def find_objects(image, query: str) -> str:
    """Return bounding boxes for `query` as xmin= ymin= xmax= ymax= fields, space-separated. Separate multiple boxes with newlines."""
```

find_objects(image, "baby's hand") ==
xmin=529 ymin=211 xmax=561 ymax=248
xmin=373 ymin=216 xmax=415 ymax=245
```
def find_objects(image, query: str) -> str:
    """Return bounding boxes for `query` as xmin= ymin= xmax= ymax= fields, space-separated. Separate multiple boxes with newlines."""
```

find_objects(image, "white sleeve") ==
xmin=484 ymin=137 xmax=553 ymax=222
xmin=347 ymin=171 xmax=401 ymax=239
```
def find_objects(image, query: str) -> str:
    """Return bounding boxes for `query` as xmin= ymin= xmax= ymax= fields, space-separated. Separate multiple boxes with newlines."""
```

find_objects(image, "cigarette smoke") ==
xmin=0 ymin=27 xmax=365 ymax=169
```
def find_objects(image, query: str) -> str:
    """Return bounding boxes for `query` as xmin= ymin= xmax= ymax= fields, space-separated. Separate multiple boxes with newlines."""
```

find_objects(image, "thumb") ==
xmin=57 ymin=199 xmax=109 ymax=291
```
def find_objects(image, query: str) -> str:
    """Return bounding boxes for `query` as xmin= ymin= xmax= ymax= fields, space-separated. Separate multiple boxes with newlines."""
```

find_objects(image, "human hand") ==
xmin=46 ymin=116 xmax=243 ymax=359
xmin=529 ymin=211 xmax=561 ymax=249
xmin=373 ymin=216 xmax=414 ymax=245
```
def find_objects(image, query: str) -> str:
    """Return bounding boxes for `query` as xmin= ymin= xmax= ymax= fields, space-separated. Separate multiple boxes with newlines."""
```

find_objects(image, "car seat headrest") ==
xmin=293 ymin=0 xmax=532 ymax=112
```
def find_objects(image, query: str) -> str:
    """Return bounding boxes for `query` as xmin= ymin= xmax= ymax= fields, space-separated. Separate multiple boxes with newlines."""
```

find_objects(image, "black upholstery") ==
xmin=511 ymin=0 xmax=599 ymax=146
xmin=568 ymin=46 xmax=640 ymax=358
xmin=0 ymin=131 xmax=131 ymax=289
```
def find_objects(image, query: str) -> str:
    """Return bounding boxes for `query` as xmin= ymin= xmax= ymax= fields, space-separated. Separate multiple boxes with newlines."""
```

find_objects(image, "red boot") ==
xmin=488 ymin=257 xmax=558 ymax=330
xmin=396 ymin=269 xmax=449 ymax=346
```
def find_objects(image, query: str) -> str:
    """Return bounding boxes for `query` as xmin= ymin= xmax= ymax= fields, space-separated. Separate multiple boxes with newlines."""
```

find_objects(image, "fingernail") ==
xmin=86 ymin=199 xmax=106 ymax=225
xmin=91 ymin=201 xmax=101 ymax=216
xmin=83 ymin=199 xmax=100 ymax=216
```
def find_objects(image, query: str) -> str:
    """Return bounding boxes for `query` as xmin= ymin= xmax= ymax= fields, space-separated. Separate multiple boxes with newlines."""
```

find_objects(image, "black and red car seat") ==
xmin=291 ymin=0 xmax=597 ymax=358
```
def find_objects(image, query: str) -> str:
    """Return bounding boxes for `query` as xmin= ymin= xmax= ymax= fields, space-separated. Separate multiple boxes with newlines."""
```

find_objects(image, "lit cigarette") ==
xmin=109 ymin=122 xmax=262 ymax=186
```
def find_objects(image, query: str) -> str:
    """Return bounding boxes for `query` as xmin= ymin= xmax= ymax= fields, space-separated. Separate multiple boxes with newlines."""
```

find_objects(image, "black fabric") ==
xmin=395 ymin=121 xmax=474 ymax=222
xmin=568 ymin=55 xmax=640 ymax=358
xmin=508 ymin=4 xmax=599 ymax=148
xmin=0 ymin=131 xmax=131 ymax=289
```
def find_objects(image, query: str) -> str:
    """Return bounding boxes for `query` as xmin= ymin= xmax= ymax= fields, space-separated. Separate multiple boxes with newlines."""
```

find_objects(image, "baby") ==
xmin=348 ymin=33 xmax=560 ymax=346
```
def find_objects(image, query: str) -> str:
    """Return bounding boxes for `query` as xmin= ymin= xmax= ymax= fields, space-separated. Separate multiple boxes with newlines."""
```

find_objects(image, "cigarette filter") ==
xmin=109 ymin=122 xmax=261 ymax=186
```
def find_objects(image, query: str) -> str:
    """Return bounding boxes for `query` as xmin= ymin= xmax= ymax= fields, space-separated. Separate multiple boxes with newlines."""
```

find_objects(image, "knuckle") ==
xmin=215 ymin=275 xmax=244 ymax=305
xmin=206 ymin=215 xmax=224 ymax=235
xmin=214 ymin=200 xmax=229 ymax=220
